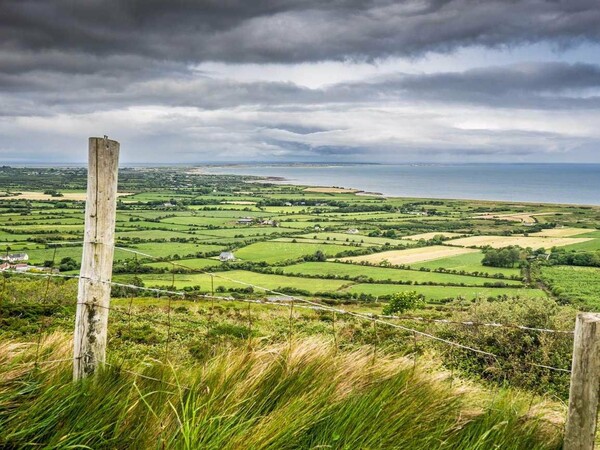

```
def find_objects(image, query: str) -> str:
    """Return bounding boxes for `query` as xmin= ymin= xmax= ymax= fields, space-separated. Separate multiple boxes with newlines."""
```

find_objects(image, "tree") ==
xmin=314 ymin=250 xmax=326 ymax=262
xmin=383 ymin=291 xmax=424 ymax=315
xmin=482 ymin=246 xmax=523 ymax=268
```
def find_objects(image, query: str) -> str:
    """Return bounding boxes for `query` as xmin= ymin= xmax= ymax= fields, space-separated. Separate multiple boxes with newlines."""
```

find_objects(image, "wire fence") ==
xmin=0 ymin=240 xmax=576 ymax=389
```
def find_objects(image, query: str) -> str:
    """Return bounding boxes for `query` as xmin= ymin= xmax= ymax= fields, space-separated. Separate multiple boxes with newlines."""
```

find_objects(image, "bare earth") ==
xmin=450 ymin=235 xmax=592 ymax=249
xmin=339 ymin=245 xmax=478 ymax=265
xmin=1 ymin=191 xmax=133 ymax=201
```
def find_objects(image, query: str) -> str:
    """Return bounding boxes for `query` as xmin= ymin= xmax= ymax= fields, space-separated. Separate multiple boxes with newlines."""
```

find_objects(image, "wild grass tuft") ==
xmin=0 ymin=333 xmax=563 ymax=449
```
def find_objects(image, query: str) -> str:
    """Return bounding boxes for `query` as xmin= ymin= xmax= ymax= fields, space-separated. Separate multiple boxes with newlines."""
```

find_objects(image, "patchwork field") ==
xmin=340 ymin=246 xmax=478 ymax=265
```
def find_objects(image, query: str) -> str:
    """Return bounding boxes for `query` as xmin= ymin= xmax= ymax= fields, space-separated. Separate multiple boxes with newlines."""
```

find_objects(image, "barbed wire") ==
xmin=3 ymin=244 xmax=574 ymax=374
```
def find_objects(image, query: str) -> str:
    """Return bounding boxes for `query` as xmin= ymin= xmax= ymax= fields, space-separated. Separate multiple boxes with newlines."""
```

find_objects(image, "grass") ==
xmin=137 ymin=269 xmax=350 ymax=293
xmin=413 ymin=252 xmax=522 ymax=278
xmin=0 ymin=333 xmax=563 ymax=449
xmin=233 ymin=241 xmax=360 ymax=263
xmin=342 ymin=283 xmax=547 ymax=301
xmin=280 ymin=262 xmax=523 ymax=286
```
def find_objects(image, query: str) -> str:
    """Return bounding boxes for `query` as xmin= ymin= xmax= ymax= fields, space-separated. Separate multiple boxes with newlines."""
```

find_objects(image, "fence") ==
xmin=1 ymin=137 xmax=599 ymax=449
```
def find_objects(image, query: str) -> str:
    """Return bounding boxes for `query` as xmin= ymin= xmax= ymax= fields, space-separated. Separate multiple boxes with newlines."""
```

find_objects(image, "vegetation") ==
xmin=0 ymin=166 xmax=599 ymax=448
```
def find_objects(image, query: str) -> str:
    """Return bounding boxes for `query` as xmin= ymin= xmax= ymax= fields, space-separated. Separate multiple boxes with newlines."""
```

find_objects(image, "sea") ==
xmin=201 ymin=163 xmax=600 ymax=206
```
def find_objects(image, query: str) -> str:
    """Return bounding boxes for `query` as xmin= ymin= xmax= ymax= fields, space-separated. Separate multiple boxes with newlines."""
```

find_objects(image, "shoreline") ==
xmin=238 ymin=173 xmax=600 ymax=208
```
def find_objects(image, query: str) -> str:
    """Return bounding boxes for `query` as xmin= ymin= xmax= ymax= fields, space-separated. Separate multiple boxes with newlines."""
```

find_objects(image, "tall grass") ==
xmin=0 ymin=333 xmax=563 ymax=449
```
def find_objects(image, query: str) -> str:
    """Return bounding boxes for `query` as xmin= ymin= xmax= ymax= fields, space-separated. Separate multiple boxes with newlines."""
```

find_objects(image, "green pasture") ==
xmin=233 ymin=241 xmax=360 ymax=263
xmin=412 ymin=251 xmax=522 ymax=278
xmin=342 ymin=284 xmax=546 ymax=301
xmin=280 ymin=262 xmax=523 ymax=286
xmin=138 ymin=270 xmax=350 ymax=293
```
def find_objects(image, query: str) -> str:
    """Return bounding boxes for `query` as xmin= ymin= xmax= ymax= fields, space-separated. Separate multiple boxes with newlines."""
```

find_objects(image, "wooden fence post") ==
xmin=564 ymin=312 xmax=600 ymax=450
xmin=73 ymin=136 xmax=120 ymax=381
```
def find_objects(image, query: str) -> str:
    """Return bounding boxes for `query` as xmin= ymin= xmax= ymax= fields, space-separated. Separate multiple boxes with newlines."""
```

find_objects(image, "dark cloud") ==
xmin=2 ymin=61 xmax=600 ymax=116
xmin=2 ymin=0 xmax=600 ymax=65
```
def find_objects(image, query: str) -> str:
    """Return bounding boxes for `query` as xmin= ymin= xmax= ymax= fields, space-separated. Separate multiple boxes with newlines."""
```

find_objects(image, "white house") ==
xmin=346 ymin=228 xmax=359 ymax=235
xmin=219 ymin=251 xmax=236 ymax=262
xmin=0 ymin=253 xmax=29 ymax=263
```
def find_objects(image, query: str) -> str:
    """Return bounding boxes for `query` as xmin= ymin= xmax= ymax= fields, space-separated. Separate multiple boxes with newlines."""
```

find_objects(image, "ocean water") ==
xmin=202 ymin=163 xmax=600 ymax=206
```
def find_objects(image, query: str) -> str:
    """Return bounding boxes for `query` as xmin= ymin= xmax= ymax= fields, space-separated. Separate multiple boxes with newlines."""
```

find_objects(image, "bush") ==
xmin=382 ymin=291 xmax=424 ymax=315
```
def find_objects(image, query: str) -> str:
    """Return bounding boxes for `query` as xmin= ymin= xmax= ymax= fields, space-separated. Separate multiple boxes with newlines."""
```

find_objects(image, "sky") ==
xmin=1 ymin=0 xmax=600 ymax=165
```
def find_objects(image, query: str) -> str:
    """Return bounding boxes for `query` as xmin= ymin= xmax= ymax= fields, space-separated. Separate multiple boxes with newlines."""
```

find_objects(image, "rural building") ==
xmin=13 ymin=264 xmax=30 ymax=272
xmin=219 ymin=251 xmax=236 ymax=262
xmin=0 ymin=253 xmax=29 ymax=263
xmin=346 ymin=228 xmax=359 ymax=234
xmin=0 ymin=263 xmax=10 ymax=271
xmin=237 ymin=217 xmax=254 ymax=225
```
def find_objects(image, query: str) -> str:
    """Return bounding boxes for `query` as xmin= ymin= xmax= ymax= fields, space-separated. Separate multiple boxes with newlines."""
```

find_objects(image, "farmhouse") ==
xmin=346 ymin=228 xmax=359 ymax=234
xmin=0 ymin=253 xmax=29 ymax=263
xmin=0 ymin=263 xmax=9 ymax=271
xmin=219 ymin=251 xmax=236 ymax=262
xmin=237 ymin=217 xmax=254 ymax=225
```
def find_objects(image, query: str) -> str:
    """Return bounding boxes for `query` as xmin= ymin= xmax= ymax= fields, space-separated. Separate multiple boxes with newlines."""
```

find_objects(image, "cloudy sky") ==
xmin=2 ymin=0 xmax=600 ymax=164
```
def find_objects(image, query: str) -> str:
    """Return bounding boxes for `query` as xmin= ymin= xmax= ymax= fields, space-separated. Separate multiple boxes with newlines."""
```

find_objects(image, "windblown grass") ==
xmin=0 ymin=333 xmax=563 ymax=449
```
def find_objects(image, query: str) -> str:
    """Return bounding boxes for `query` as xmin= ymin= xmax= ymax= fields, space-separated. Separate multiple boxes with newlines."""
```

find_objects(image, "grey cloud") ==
xmin=2 ymin=0 xmax=600 ymax=65
xmin=2 ymin=61 xmax=600 ymax=117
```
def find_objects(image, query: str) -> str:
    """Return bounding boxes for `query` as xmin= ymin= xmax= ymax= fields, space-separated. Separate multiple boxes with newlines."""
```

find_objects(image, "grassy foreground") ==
xmin=0 ymin=333 xmax=563 ymax=449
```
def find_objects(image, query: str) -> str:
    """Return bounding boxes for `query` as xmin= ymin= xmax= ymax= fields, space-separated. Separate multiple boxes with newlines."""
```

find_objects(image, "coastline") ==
xmin=195 ymin=163 xmax=600 ymax=207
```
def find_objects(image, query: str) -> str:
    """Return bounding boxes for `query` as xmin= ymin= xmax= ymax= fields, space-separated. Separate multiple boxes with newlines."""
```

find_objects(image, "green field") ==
xmin=412 ymin=251 xmax=522 ymax=278
xmin=233 ymin=241 xmax=360 ymax=263
xmin=541 ymin=265 xmax=600 ymax=310
xmin=281 ymin=262 xmax=523 ymax=286
xmin=138 ymin=270 xmax=351 ymax=293
xmin=342 ymin=283 xmax=546 ymax=301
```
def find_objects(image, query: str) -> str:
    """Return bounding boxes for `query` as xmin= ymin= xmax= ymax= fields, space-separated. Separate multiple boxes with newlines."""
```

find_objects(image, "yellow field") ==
xmin=473 ymin=212 xmax=558 ymax=224
xmin=529 ymin=227 xmax=592 ymax=237
xmin=339 ymin=245 xmax=478 ymax=265
xmin=303 ymin=187 xmax=358 ymax=193
xmin=450 ymin=235 xmax=592 ymax=249
xmin=404 ymin=232 xmax=464 ymax=240
xmin=1 ymin=191 xmax=132 ymax=201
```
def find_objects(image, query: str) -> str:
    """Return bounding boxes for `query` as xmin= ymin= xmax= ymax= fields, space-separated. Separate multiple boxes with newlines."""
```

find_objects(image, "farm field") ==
xmin=341 ymin=283 xmax=546 ymax=301
xmin=340 ymin=245 xmax=479 ymax=265
xmin=529 ymin=227 xmax=593 ymax=237
xmin=450 ymin=235 xmax=593 ymax=249
xmin=0 ymin=166 xmax=598 ymax=309
xmin=403 ymin=232 xmax=465 ymax=240
xmin=280 ymin=262 xmax=523 ymax=286
xmin=412 ymin=252 xmax=522 ymax=278
xmin=138 ymin=270 xmax=351 ymax=293
xmin=232 ymin=241 xmax=359 ymax=263
xmin=540 ymin=265 xmax=600 ymax=310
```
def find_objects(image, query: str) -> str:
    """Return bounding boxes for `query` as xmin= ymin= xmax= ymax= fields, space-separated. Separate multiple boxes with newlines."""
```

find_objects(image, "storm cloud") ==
xmin=1 ymin=0 xmax=600 ymax=163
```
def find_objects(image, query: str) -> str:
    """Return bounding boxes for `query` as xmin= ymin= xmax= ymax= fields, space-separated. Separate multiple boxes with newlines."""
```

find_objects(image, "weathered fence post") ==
xmin=564 ymin=312 xmax=600 ymax=450
xmin=73 ymin=136 xmax=120 ymax=381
